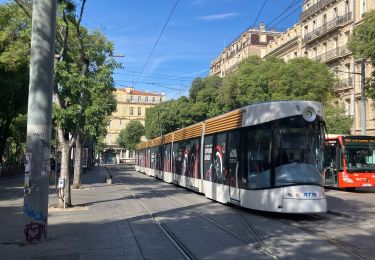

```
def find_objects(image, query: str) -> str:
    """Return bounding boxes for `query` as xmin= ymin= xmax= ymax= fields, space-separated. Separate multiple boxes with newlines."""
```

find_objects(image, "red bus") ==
xmin=324 ymin=135 xmax=375 ymax=189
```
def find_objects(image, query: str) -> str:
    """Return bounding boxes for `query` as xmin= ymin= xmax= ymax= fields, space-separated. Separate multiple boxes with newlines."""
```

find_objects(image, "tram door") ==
xmin=324 ymin=140 xmax=340 ymax=187
xmin=228 ymin=131 xmax=241 ymax=203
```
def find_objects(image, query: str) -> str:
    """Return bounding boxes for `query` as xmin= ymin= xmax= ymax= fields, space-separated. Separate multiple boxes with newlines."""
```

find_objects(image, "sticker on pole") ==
xmin=58 ymin=178 xmax=65 ymax=188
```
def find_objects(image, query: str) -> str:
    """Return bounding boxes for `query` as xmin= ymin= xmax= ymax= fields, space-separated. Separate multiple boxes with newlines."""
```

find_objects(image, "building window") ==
xmin=152 ymin=97 xmax=155 ymax=103
xmin=361 ymin=0 xmax=366 ymax=15
xmin=312 ymin=20 xmax=316 ymax=31
xmin=313 ymin=47 xmax=317 ymax=58
xmin=333 ymin=7 xmax=338 ymax=18
xmin=304 ymin=25 xmax=308 ymax=36
xmin=138 ymin=96 xmax=141 ymax=102
xmin=345 ymin=0 xmax=350 ymax=14
xmin=323 ymin=14 xmax=327 ymax=24
xmin=130 ymin=96 xmax=134 ymax=102
xmin=138 ymin=107 xmax=141 ymax=115
xmin=123 ymin=107 xmax=126 ymax=116
xmin=145 ymin=96 xmax=149 ymax=103
xmin=130 ymin=107 xmax=134 ymax=115
xmin=159 ymin=97 xmax=162 ymax=103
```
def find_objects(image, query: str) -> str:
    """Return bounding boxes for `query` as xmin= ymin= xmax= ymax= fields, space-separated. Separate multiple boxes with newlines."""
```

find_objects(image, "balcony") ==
xmin=335 ymin=77 xmax=353 ymax=91
xmin=301 ymin=0 xmax=337 ymax=21
xmin=303 ymin=12 xmax=352 ymax=43
xmin=314 ymin=46 xmax=351 ymax=63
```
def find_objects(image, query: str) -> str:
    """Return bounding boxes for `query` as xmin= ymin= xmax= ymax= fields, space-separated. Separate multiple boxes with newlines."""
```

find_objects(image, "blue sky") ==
xmin=2 ymin=0 xmax=303 ymax=100
xmin=81 ymin=0 xmax=303 ymax=100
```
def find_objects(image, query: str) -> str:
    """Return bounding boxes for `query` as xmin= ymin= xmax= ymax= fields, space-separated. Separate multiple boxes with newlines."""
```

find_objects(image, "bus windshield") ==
xmin=345 ymin=146 xmax=375 ymax=172
xmin=274 ymin=117 xmax=324 ymax=186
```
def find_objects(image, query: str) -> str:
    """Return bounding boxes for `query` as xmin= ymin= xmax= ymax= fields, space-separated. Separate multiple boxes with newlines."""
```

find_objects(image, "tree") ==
xmin=0 ymin=2 xmax=30 ymax=165
xmin=348 ymin=10 xmax=375 ymax=64
xmin=118 ymin=121 xmax=144 ymax=150
xmin=324 ymin=103 xmax=353 ymax=134
xmin=348 ymin=10 xmax=375 ymax=106
xmin=52 ymin=1 xmax=118 ymax=199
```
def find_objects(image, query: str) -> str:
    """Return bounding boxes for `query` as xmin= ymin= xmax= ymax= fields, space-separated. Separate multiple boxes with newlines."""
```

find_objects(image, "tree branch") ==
xmin=14 ymin=0 xmax=32 ymax=19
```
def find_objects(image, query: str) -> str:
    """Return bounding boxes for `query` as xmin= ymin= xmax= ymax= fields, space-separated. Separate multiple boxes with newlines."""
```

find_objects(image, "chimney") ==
xmin=259 ymin=21 xmax=265 ymax=31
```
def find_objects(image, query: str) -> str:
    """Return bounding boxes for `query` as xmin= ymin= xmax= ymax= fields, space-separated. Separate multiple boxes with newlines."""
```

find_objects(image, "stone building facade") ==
xmin=209 ymin=22 xmax=281 ymax=77
xmin=103 ymin=87 xmax=165 ymax=164
xmin=266 ymin=0 xmax=375 ymax=135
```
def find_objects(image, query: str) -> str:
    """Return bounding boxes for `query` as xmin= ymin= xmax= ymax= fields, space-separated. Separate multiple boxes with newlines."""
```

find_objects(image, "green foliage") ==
xmin=144 ymin=56 xmax=337 ymax=139
xmin=324 ymin=103 xmax=353 ymax=134
xmin=53 ymin=7 xmax=120 ymax=143
xmin=348 ymin=10 xmax=375 ymax=63
xmin=118 ymin=121 xmax=144 ymax=150
xmin=0 ymin=2 xmax=30 ymax=161
xmin=348 ymin=10 xmax=375 ymax=108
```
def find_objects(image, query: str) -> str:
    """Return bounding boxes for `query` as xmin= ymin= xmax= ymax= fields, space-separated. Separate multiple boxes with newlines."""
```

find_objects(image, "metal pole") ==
xmin=23 ymin=0 xmax=57 ymax=243
xmin=361 ymin=58 xmax=366 ymax=135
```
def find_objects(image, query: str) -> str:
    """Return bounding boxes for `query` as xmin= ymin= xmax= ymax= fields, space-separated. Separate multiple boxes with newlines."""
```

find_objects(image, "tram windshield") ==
xmin=274 ymin=117 xmax=324 ymax=186
xmin=345 ymin=139 xmax=375 ymax=172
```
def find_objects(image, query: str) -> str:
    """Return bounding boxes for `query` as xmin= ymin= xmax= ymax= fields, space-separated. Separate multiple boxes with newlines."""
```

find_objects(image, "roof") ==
xmin=116 ymin=87 xmax=164 ymax=97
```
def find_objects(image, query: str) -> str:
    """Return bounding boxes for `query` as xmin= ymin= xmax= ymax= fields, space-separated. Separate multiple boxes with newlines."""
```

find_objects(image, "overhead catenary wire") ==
xmin=266 ymin=0 xmax=302 ymax=28
xmin=133 ymin=0 xmax=180 ymax=87
xmin=250 ymin=0 xmax=268 ymax=29
xmin=269 ymin=3 xmax=302 ymax=29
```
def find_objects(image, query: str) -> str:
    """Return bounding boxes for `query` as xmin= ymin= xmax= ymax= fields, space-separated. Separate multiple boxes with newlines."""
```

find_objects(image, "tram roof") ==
xmin=137 ymin=100 xmax=323 ymax=149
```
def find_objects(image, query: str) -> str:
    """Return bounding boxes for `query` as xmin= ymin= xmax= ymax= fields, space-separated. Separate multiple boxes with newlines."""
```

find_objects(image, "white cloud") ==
xmin=196 ymin=12 xmax=239 ymax=21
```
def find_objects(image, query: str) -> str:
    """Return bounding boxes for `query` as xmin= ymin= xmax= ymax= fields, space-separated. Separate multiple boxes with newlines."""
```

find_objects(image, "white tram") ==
xmin=135 ymin=101 xmax=327 ymax=213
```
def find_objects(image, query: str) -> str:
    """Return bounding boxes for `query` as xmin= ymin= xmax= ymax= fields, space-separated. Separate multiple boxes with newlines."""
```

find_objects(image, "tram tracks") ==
xmin=113 ymin=171 xmax=197 ymax=260
xmin=270 ymin=214 xmax=375 ymax=260
xmin=111 ymin=168 xmax=278 ymax=259
xmin=111 ymin=166 xmax=375 ymax=260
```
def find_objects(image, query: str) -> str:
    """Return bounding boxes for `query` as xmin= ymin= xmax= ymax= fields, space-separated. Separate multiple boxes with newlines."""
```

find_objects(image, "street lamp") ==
xmin=333 ymin=59 xmax=366 ymax=135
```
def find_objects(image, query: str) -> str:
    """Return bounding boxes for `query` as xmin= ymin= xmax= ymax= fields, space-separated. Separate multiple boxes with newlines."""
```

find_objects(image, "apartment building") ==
xmin=266 ymin=0 xmax=375 ymax=135
xmin=210 ymin=22 xmax=281 ymax=77
xmin=103 ymin=87 xmax=165 ymax=164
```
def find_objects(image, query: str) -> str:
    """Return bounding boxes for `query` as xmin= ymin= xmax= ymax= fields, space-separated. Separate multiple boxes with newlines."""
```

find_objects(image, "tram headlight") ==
xmin=302 ymin=107 xmax=317 ymax=122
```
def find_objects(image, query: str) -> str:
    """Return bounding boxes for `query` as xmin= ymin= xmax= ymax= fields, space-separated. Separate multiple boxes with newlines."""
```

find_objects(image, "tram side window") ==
xmin=163 ymin=143 xmax=172 ymax=172
xmin=203 ymin=133 xmax=227 ymax=184
xmin=246 ymin=128 xmax=272 ymax=189
xmin=156 ymin=145 xmax=163 ymax=171
xmin=172 ymin=142 xmax=178 ymax=174
xmin=228 ymin=130 xmax=241 ymax=187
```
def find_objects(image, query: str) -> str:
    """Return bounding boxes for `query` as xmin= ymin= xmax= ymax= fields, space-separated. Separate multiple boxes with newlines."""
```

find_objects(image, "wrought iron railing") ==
xmin=314 ymin=46 xmax=351 ymax=62
xmin=335 ymin=77 xmax=353 ymax=89
xmin=303 ymin=12 xmax=352 ymax=43
xmin=301 ymin=0 xmax=337 ymax=21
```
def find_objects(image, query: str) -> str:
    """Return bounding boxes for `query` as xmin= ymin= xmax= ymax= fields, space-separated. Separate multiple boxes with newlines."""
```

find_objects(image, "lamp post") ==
xmin=333 ymin=58 xmax=366 ymax=135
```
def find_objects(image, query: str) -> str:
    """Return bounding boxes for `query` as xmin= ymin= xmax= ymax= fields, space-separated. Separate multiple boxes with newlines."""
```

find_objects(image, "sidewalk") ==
xmin=0 ymin=166 xmax=130 ymax=260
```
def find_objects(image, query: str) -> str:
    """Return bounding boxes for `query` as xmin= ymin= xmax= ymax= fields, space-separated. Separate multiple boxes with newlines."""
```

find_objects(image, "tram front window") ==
xmin=345 ymin=146 xmax=375 ymax=172
xmin=274 ymin=117 xmax=324 ymax=186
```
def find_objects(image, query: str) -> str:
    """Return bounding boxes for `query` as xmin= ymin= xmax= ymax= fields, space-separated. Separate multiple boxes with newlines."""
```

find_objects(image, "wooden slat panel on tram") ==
xmin=173 ymin=123 xmax=203 ymax=142
xmin=205 ymin=109 xmax=243 ymax=135
xmin=163 ymin=133 xmax=173 ymax=144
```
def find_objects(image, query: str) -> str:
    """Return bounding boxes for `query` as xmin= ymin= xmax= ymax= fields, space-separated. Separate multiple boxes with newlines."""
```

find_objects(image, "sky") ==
xmin=4 ymin=0 xmax=303 ymax=100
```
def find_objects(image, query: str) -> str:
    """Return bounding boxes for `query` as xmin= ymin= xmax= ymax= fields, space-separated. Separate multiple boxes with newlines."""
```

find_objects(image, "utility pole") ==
xmin=23 ymin=0 xmax=57 ymax=243
xmin=361 ymin=58 xmax=366 ymax=135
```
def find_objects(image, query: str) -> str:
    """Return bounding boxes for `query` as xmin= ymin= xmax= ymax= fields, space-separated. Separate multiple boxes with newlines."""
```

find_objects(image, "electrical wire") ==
xmin=133 ymin=0 xmax=180 ymax=87
xmin=251 ymin=0 xmax=268 ymax=29
xmin=266 ymin=0 xmax=302 ymax=28
xmin=269 ymin=3 xmax=301 ymax=29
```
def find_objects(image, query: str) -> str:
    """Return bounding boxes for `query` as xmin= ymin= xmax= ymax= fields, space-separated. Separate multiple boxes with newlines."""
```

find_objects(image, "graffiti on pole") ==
xmin=24 ymin=222 xmax=46 ymax=243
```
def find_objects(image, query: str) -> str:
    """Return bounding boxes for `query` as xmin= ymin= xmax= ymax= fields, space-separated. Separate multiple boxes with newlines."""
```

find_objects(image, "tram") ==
xmin=135 ymin=101 xmax=327 ymax=213
xmin=324 ymin=135 xmax=375 ymax=189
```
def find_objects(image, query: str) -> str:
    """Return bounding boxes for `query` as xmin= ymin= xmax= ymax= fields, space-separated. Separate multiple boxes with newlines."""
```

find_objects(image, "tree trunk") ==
xmin=73 ymin=133 xmax=82 ymax=189
xmin=58 ymin=141 xmax=72 ymax=207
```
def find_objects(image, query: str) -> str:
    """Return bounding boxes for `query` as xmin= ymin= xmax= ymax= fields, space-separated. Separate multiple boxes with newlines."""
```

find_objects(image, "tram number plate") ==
xmin=362 ymin=184 xmax=373 ymax=187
